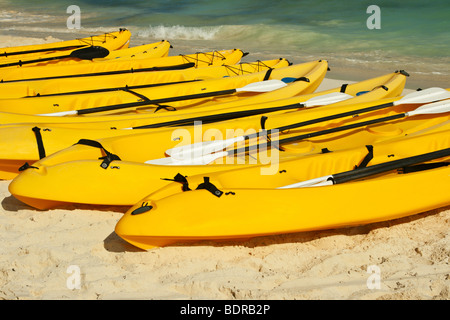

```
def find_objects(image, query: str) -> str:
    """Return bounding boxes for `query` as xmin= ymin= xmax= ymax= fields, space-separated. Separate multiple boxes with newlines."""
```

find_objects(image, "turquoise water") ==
xmin=1 ymin=0 xmax=449 ymax=87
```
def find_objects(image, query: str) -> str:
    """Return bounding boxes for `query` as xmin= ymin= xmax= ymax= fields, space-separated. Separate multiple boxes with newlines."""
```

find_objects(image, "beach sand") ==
xmin=0 ymin=34 xmax=449 ymax=300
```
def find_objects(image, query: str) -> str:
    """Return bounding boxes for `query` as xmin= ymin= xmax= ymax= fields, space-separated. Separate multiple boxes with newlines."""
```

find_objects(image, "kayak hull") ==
xmin=115 ymin=165 xmax=450 ymax=250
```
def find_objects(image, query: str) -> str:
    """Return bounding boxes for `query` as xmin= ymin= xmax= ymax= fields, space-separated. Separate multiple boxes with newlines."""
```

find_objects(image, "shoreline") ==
xmin=0 ymin=32 xmax=449 ymax=300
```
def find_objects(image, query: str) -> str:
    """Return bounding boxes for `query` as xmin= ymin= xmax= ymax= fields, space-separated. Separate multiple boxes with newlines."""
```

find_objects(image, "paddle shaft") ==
xmin=0 ymin=46 xmax=109 ymax=68
xmin=134 ymin=93 xmax=358 ymax=129
xmin=133 ymin=103 xmax=305 ymax=129
xmin=70 ymin=82 xmax=282 ymax=116
xmin=0 ymin=54 xmax=76 ymax=68
xmin=29 ymin=79 xmax=202 ymax=97
xmin=241 ymin=101 xmax=395 ymax=141
xmin=331 ymin=147 xmax=450 ymax=184
xmin=0 ymin=45 xmax=85 ymax=57
xmin=75 ymin=88 xmax=240 ymax=115
xmin=233 ymin=112 xmax=407 ymax=155
xmin=0 ymin=63 xmax=196 ymax=83
xmin=162 ymin=88 xmax=450 ymax=158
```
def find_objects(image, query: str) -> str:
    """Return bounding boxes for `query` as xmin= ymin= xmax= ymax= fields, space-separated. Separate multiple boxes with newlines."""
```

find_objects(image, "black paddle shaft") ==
xmin=132 ymin=98 xmax=394 ymax=130
xmin=1 ymin=62 xmax=196 ymax=83
xmin=0 ymin=45 xmax=85 ymax=57
xmin=244 ymin=101 xmax=395 ymax=141
xmin=234 ymin=112 xmax=406 ymax=155
xmin=0 ymin=46 xmax=110 ymax=68
xmin=331 ymin=147 xmax=450 ymax=184
xmin=133 ymin=103 xmax=303 ymax=129
xmin=76 ymin=88 xmax=239 ymax=115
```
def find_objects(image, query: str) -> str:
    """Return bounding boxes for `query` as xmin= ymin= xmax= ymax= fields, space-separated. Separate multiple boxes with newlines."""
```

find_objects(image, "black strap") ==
xmin=355 ymin=145 xmax=374 ymax=169
xmin=258 ymin=116 xmax=284 ymax=152
xmin=260 ymin=116 xmax=268 ymax=131
xmin=294 ymin=77 xmax=310 ymax=83
xmin=75 ymin=139 xmax=121 ymax=169
xmin=161 ymin=173 xmax=191 ymax=191
xmin=340 ymin=84 xmax=348 ymax=93
xmin=196 ymin=177 xmax=223 ymax=197
xmin=259 ymin=115 xmax=271 ymax=142
xmin=154 ymin=104 xmax=177 ymax=113
xmin=32 ymin=126 xmax=46 ymax=159
xmin=18 ymin=162 xmax=39 ymax=172
xmin=123 ymin=88 xmax=151 ymax=101
xmin=398 ymin=162 xmax=450 ymax=174
xmin=263 ymin=68 xmax=274 ymax=80
xmin=372 ymin=85 xmax=389 ymax=91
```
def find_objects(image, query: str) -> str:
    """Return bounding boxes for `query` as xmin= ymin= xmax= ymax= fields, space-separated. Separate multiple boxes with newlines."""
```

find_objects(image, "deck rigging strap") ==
xmin=75 ymin=139 xmax=121 ymax=169
xmin=31 ymin=126 xmax=47 ymax=159
xmin=161 ymin=173 xmax=191 ymax=191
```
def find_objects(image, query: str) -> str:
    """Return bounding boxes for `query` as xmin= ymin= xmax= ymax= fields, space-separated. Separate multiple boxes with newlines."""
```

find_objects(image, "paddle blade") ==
xmin=236 ymin=79 xmax=287 ymax=93
xmin=167 ymin=136 xmax=245 ymax=159
xmin=395 ymin=87 xmax=450 ymax=105
xmin=406 ymin=99 xmax=450 ymax=117
xmin=146 ymin=151 xmax=228 ymax=166
xmin=36 ymin=110 xmax=77 ymax=116
xmin=69 ymin=46 xmax=110 ymax=60
xmin=277 ymin=175 xmax=333 ymax=189
xmin=302 ymin=92 xmax=354 ymax=107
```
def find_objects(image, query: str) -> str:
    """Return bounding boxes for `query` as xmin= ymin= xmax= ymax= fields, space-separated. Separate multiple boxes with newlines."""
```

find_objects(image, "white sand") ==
xmin=1 ymin=179 xmax=448 ymax=300
xmin=0 ymin=35 xmax=447 ymax=300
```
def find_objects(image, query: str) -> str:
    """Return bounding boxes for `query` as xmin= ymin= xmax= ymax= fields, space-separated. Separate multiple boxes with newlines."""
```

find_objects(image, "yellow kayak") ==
xmin=0 ymin=29 xmax=131 ymax=69
xmin=0 ymin=58 xmax=288 ymax=99
xmin=0 ymin=49 xmax=245 ymax=83
xmin=26 ymin=40 xmax=172 ymax=64
xmin=0 ymin=69 xmax=405 ymax=180
xmin=0 ymin=60 xmax=325 ymax=115
xmin=116 ymin=134 xmax=450 ymax=249
xmin=9 ymin=81 xmax=434 ymax=209
xmin=0 ymin=29 xmax=131 ymax=61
